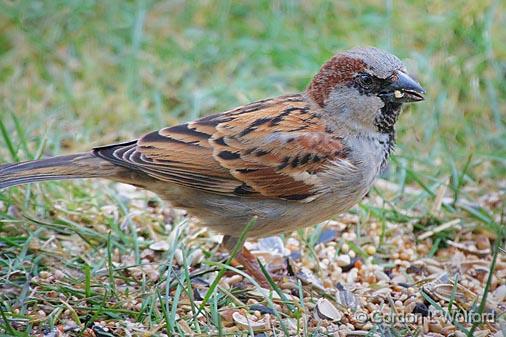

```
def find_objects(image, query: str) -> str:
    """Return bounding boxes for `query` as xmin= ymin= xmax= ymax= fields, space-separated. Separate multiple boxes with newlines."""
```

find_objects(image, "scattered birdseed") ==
xmin=2 ymin=182 xmax=504 ymax=336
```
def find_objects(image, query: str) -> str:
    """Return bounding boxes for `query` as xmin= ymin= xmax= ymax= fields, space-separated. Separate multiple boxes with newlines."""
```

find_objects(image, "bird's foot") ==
xmin=222 ymin=235 xmax=284 ymax=288
xmin=231 ymin=246 xmax=272 ymax=288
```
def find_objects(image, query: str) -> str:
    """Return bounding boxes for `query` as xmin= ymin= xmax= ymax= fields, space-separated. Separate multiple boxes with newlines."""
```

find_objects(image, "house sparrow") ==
xmin=0 ymin=47 xmax=425 ymax=285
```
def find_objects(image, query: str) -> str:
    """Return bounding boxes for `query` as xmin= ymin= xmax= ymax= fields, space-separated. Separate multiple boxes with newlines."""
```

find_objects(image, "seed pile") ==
xmin=0 ymin=182 xmax=504 ymax=336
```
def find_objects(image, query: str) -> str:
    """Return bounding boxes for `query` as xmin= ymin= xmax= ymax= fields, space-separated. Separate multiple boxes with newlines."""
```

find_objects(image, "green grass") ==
xmin=0 ymin=1 xmax=505 ymax=336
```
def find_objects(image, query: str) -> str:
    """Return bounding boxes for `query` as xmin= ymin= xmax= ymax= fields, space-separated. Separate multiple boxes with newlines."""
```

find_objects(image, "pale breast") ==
xmin=346 ymin=133 xmax=390 ymax=183
xmin=151 ymin=133 xmax=391 ymax=238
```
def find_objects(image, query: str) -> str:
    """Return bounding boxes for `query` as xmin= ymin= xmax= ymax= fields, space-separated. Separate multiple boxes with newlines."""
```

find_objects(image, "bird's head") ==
xmin=307 ymin=47 xmax=425 ymax=134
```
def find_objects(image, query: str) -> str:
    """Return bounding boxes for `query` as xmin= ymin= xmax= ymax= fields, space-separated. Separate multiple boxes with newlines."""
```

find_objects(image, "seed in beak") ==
xmin=394 ymin=90 xmax=404 ymax=98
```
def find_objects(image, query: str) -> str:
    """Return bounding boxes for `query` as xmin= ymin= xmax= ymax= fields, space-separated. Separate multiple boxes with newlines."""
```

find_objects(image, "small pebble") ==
xmin=399 ymin=252 xmax=410 ymax=260
xmin=473 ymin=330 xmax=490 ymax=337
xmin=342 ymin=232 xmax=356 ymax=241
xmin=54 ymin=270 xmax=65 ymax=280
xmin=405 ymin=301 xmax=416 ymax=314
xmin=225 ymin=275 xmax=243 ymax=286
xmin=280 ymin=281 xmax=297 ymax=289
xmin=374 ymin=270 xmax=390 ymax=282
xmin=150 ymin=241 xmax=170 ymax=252
xmin=190 ymin=248 xmax=204 ymax=266
xmin=258 ymin=236 xmax=285 ymax=255
xmin=289 ymin=251 xmax=302 ymax=261
xmin=475 ymin=235 xmax=491 ymax=250
xmin=322 ymin=279 xmax=332 ymax=288
xmin=392 ymin=274 xmax=407 ymax=284
xmin=174 ymin=248 xmax=184 ymax=265
xmin=428 ymin=322 xmax=443 ymax=333
xmin=336 ymin=254 xmax=351 ymax=267
xmin=493 ymin=284 xmax=506 ymax=302
xmin=318 ymin=229 xmax=337 ymax=244
xmin=362 ymin=322 xmax=373 ymax=330
xmin=346 ymin=268 xmax=358 ymax=283
xmin=440 ymin=326 xmax=455 ymax=336
xmin=315 ymin=298 xmax=343 ymax=322
xmin=365 ymin=245 xmax=376 ymax=255
xmin=39 ymin=271 xmax=51 ymax=279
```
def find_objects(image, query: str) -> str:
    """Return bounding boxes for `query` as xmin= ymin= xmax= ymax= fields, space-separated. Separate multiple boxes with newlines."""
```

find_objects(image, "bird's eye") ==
xmin=357 ymin=73 xmax=373 ymax=87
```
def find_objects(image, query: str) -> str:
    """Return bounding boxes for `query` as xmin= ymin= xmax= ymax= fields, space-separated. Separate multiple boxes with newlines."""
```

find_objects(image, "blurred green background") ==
xmin=0 ymin=0 xmax=505 ymax=199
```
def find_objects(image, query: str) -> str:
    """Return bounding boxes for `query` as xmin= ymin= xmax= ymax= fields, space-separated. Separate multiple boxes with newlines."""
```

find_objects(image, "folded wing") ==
xmin=94 ymin=94 xmax=349 ymax=202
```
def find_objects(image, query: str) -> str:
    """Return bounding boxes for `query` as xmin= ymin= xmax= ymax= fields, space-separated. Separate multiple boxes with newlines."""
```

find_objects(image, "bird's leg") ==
xmin=222 ymin=235 xmax=270 ymax=288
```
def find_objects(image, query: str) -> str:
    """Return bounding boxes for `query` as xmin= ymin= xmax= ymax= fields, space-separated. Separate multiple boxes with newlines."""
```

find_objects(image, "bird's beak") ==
xmin=380 ymin=71 xmax=425 ymax=103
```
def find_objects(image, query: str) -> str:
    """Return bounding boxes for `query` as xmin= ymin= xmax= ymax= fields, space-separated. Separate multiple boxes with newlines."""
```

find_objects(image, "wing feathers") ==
xmin=94 ymin=94 xmax=351 ymax=201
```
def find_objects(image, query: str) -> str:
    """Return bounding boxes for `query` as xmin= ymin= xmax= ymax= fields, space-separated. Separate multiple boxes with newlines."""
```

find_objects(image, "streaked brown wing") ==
xmin=94 ymin=94 xmax=348 ymax=201
xmin=93 ymin=125 xmax=238 ymax=194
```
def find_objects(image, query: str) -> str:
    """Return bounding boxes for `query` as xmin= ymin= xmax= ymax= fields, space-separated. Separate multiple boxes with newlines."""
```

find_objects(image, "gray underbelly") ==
xmin=157 ymin=185 xmax=367 ymax=238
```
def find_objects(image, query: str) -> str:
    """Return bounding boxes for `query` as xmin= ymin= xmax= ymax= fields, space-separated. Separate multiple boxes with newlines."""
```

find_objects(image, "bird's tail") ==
xmin=0 ymin=152 xmax=121 ymax=189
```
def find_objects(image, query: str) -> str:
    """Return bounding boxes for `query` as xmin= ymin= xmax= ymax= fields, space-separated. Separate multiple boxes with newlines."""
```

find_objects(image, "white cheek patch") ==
xmin=394 ymin=90 xmax=404 ymax=98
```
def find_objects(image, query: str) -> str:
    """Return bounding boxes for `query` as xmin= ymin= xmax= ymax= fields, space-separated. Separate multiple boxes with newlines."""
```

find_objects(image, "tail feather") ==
xmin=0 ymin=152 xmax=119 ymax=189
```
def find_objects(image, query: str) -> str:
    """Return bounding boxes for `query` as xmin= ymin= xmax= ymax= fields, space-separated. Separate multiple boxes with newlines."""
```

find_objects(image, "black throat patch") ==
xmin=376 ymin=101 xmax=402 ymax=134
xmin=375 ymin=101 xmax=402 ymax=167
